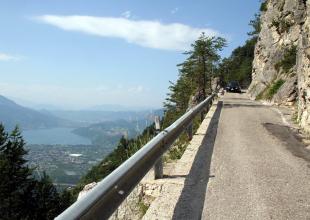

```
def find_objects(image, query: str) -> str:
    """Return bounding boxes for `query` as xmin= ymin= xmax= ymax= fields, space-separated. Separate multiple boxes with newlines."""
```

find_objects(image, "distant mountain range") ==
xmin=48 ymin=109 xmax=164 ymax=124
xmin=0 ymin=95 xmax=164 ymax=132
xmin=52 ymin=109 xmax=163 ymax=146
xmin=0 ymin=95 xmax=73 ymax=130
xmin=72 ymin=119 xmax=147 ymax=145
xmin=88 ymin=104 xmax=159 ymax=111
xmin=10 ymin=96 xmax=160 ymax=112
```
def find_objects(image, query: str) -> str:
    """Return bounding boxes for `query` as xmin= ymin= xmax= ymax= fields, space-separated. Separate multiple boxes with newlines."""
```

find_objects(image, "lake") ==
xmin=23 ymin=127 xmax=91 ymax=145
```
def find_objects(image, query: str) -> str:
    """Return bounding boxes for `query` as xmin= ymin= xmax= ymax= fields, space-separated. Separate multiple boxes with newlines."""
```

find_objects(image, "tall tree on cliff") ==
xmin=182 ymin=33 xmax=226 ymax=99
xmin=163 ymin=33 xmax=226 ymax=127
xmin=248 ymin=13 xmax=261 ymax=39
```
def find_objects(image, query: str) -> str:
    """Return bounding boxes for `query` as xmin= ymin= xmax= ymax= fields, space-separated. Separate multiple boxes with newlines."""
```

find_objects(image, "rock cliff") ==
xmin=248 ymin=0 xmax=310 ymax=132
xmin=297 ymin=0 xmax=310 ymax=132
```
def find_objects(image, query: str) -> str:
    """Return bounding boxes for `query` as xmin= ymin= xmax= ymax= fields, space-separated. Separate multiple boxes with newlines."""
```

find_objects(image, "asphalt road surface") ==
xmin=201 ymin=92 xmax=310 ymax=220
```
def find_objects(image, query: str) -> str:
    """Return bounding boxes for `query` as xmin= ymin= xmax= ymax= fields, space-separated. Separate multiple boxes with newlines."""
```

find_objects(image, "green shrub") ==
xmin=272 ymin=18 xmax=292 ymax=33
xmin=256 ymin=79 xmax=285 ymax=100
xmin=260 ymin=1 xmax=268 ymax=12
xmin=280 ymin=20 xmax=293 ymax=32
xmin=272 ymin=19 xmax=280 ymax=29
xmin=167 ymin=143 xmax=187 ymax=160
xmin=275 ymin=46 xmax=297 ymax=73
xmin=265 ymin=79 xmax=285 ymax=100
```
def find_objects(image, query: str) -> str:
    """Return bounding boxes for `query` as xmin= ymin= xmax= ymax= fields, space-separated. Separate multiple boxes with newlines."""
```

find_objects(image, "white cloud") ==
xmin=128 ymin=85 xmax=144 ymax=93
xmin=171 ymin=7 xmax=179 ymax=14
xmin=0 ymin=53 xmax=19 ymax=61
xmin=35 ymin=15 xmax=220 ymax=51
xmin=121 ymin=10 xmax=132 ymax=19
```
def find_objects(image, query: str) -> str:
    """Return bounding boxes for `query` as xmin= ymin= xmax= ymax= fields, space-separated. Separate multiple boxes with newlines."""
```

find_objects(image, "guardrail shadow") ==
xmin=172 ymin=101 xmax=223 ymax=220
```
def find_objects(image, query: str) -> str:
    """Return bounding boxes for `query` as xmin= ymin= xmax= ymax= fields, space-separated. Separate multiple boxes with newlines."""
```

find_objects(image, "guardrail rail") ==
xmin=55 ymin=93 xmax=216 ymax=220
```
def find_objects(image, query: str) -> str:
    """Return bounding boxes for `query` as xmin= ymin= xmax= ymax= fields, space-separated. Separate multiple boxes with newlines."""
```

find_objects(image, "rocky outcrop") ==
xmin=297 ymin=1 xmax=310 ymax=132
xmin=248 ymin=0 xmax=301 ymax=98
xmin=77 ymin=182 xmax=97 ymax=201
xmin=76 ymin=171 xmax=163 ymax=220
xmin=249 ymin=0 xmax=310 ymax=132
xmin=109 ymin=179 xmax=164 ymax=220
xmin=273 ymin=76 xmax=298 ymax=105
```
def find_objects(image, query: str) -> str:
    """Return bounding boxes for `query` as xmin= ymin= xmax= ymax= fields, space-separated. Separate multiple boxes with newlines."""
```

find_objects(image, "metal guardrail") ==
xmin=55 ymin=93 xmax=216 ymax=220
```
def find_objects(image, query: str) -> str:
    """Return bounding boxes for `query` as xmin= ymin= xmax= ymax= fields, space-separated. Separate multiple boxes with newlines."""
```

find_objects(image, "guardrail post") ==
xmin=206 ymin=102 xmax=209 ymax=111
xmin=154 ymin=157 xmax=163 ymax=179
xmin=208 ymin=97 xmax=213 ymax=110
xmin=200 ymin=111 xmax=205 ymax=122
xmin=187 ymin=123 xmax=193 ymax=140
xmin=154 ymin=115 xmax=163 ymax=179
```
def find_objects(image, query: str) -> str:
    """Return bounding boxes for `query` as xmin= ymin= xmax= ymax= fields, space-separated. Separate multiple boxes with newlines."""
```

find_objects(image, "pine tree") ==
xmin=0 ymin=125 xmax=36 ymax=219
xmin=182 ymin=33 xmax=226 ymax=98
xmin=248 ymin=13 xmax=261 ymax=38
xmin=32 ymin=172 xmax=63 ymax=220
xmin=163 ymin=33 xmax=226 ymax=127
xmin=0 ymin=124 xmax=66 ymax=220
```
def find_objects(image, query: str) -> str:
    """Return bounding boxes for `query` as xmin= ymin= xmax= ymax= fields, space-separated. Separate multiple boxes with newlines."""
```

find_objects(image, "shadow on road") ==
xmin=172 ymin=101 xmax=223 ymax=220
xmin=163 ymin=174 xmax=187 ymax=179
xmin=263 ymin=123 xmax=310 ymax=163
xmin=223 ymin=103 xmax=269 ymax=109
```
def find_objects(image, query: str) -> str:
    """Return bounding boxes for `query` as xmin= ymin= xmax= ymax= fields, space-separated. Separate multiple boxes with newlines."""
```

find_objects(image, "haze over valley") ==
xmin=0 ymin=94 xmax=162 ymax=185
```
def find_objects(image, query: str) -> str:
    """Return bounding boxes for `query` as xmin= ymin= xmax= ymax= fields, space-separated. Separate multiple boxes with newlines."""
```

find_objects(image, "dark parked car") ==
xmin=225 ymin=81 xmax=242 ymax=93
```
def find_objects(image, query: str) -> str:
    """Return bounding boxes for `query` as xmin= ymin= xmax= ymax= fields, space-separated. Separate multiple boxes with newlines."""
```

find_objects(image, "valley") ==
xmin=25 ymin=144 xmax=114 ymax=188
xmin=0 ymin=94 xmax=162 ymax=187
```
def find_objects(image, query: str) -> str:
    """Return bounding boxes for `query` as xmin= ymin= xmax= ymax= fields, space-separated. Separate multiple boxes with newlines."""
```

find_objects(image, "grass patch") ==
xmin=167 ymin=135 xmax=188 ymax=160
xmin=292 ymin=110 xmax=299 ymax=124
xmin=275 ymin=46 xmax=297 ymax=73
xmin=256 ymin=90 xmax=265 ymax=100
xmin=138 ymin=200 xmax=149 ymax=216
xmin=255 ymin=79 xmax=285 ymax=100
xmin=265 ymin=79 xmax=285 ymax=100
xmin=167 ymin=114 xmax=202 ymax=160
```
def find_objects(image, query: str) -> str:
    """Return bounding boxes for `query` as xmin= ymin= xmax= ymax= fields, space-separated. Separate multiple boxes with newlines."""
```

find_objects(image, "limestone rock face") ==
xmin=248 ymin=0 xmax=301 ymax=97
xmin=249 ymin=0 xmax=310 ymax=132
xmin=77 ymin=182 xmax=97 ymax=201
xmin=297 ymin=1 xmax=310 ymax=132
xmin=108 ymin=172 xmax=163 ymax=220
xmin=273 ymin=75 xmax=298 ymax=105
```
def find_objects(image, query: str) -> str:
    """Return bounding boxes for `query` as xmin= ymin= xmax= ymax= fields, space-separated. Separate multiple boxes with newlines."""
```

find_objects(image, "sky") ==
xmin=0 ymin=0 xmax=261 ymax=110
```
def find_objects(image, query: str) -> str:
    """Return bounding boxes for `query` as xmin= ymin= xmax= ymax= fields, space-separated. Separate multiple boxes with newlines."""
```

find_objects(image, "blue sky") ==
xmin=0 ymin=0 xmax=260 ymax=110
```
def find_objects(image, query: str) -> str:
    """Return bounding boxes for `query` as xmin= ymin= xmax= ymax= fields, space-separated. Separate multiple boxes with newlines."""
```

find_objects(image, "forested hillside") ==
xmin=217 ymin=13 xmax=260 ymax=88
